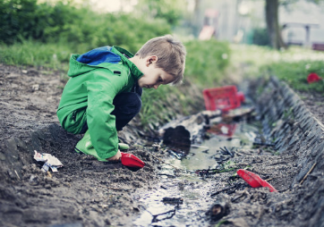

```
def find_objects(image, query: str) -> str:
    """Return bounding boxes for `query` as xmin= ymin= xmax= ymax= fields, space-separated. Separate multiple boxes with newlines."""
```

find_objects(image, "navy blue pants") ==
xmin=80 ymin=86 xmax=142 ymax=133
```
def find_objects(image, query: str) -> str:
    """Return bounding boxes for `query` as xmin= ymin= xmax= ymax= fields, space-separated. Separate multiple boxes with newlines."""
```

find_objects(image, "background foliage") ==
xmin=0 ymin=0 xmax=170 ymax=53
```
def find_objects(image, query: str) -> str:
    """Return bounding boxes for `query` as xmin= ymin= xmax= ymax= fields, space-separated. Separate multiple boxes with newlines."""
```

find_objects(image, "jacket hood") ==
xmin=67 ymin=46 xmax=143 ymax=80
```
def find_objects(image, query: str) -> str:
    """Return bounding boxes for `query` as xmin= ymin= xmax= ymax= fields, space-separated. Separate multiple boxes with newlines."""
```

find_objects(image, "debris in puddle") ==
xmin=201 ymin=148 xmax=209 ymax=153
xmin=157 ymin=173 xmax=177 ymax=178
xmin=201 ymin=109 xmax=222 ymax=118
xmin=33 ymin=150 xmax=63 ymax=172
xmin=230 ymin=190 xmax=249 ymax=203
xmin=152 ymin=209 xmax=176 ymax=223
xmin=190 ymin=144 xmax=209 ymax=149
xmin=211 ymin=183 xmax=245 ymax=197
xmin=167 ymin=149 xmax=183 ymax=160
xmin=154 ymin=155 xmax=180 ymax=169
xmin=159 ymin=111 xmax=209 ymax=144
xmin=223 ymin=107 xmax=254 ymax=121
xmin=206 ymin=203 xmax=229 ymax=221
xmin=140 ymin=205 xmax=177 ymax=223
xmin=207 ymin=123 xmax=237 ymax=137
xmin=214 ymin=155 xmax=230 ymax=164
xmin=162 ymin=125 xmax=191 ymax=152
xmin=195 ymin=165 xmax=238 ymax=177
xmin=237 ymin=169 xmax=278 ymax=192
xmin=245 ymin=131 xmax=257 ymax=142
xmin=160 ymin=185 xmax=168 ymax=190
xmin=162 ymin=197 xmax=183 ymax=204
xmin=219 ymin=146 xmax=235 ymax=158
xmin=206 ymin=194 xmax=231 ymax=221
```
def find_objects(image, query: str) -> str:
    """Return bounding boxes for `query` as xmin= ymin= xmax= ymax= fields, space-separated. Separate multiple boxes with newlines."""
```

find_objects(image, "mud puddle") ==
xmin=133 ymin=117 xmax=262 ymax=226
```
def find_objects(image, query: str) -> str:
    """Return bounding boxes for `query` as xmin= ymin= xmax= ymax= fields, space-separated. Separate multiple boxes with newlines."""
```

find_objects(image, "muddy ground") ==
xmin=1 ymin=64 xmax=324 ymax=227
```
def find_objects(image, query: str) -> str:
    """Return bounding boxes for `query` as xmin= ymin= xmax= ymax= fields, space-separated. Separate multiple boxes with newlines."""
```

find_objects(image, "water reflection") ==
xmin=133 ymin=119 xmax=260 ymax=226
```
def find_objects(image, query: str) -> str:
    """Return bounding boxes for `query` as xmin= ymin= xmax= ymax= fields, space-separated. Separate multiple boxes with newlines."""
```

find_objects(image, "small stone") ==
xmin=7 ymin=170 xmax=17 ymax=179
xmin=32 ymin=84 xmax=39 ymax=91
xmin=132 ymin=181 xmax=142 ymax=188
xmin=0 ymin=152 xmax=6 ymax=161
xmin=44 ymin=184 xmax=51 ymax=189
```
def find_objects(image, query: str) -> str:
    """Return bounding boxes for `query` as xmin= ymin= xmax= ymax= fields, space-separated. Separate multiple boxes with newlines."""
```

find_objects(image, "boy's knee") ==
xmin=58 ymin=108 xmax=87 ymax=134
xmin=130 ymin=93 xmax=142 ymax=114
xmin=113 ymin=92 xmax=142 ymax=116
xmin=123 ymin=93 xmax=142 ymax=116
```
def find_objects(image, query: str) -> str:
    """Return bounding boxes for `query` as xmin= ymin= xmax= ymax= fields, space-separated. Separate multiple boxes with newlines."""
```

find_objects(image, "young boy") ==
xmin=57 ymin=35 xmax=186 ymax=162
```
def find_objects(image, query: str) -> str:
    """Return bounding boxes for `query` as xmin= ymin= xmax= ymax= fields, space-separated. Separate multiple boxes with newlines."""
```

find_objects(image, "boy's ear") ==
xmin=146 ymin=55 xmax=158 ymax=66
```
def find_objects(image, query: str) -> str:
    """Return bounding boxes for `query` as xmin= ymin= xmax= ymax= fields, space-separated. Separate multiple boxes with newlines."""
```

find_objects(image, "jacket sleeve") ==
xmin=86 ymin=69 xmax=127 ymax=160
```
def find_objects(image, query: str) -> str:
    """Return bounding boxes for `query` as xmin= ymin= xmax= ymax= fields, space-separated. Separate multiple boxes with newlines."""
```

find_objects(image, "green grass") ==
xmin=0 ymin=40 xmax=72 ymax=70
xmin=261 ymin=60 xmax=324 ymax=94
xmin=230 ymin=44 xmax=324 ymax=94
xmin=140 ymin=82 xmax=202 ymax=128
xmin=185 ymin=39 xmax=230 ymax=87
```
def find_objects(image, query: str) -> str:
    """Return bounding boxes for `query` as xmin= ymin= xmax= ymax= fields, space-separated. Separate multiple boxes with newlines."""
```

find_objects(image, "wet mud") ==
xmin=1 ymin=64 xmax=324 ymax=227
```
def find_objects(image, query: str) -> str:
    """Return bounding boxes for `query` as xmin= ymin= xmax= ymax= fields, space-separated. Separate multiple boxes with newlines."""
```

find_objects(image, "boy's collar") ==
xmin=111 ymin=46 xmax=143 ymax=80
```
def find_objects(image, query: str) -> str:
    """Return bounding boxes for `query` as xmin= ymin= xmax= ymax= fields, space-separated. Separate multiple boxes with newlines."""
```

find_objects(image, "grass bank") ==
xmin=230 ymin=44 xmax=324 ymax=94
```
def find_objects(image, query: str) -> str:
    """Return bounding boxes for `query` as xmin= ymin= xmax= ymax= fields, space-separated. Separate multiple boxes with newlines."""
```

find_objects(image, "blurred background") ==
xmin=2 ymin=0 xmax=324 ymax=50
xmin=1 ymin=0 xmax=324 ymax=127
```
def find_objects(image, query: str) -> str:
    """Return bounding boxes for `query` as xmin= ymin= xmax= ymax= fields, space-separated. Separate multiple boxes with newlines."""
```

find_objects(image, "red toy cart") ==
xmin=203 ymin=85 xmax=245 ymax=112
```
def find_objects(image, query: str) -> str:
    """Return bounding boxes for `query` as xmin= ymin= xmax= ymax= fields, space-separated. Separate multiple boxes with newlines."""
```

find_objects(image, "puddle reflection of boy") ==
xmin=57 ymin=35 xmax=186 ymax=161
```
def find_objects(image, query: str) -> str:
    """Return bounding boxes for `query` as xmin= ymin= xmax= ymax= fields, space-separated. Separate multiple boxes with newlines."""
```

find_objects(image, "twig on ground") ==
xmin=14 ymin=170 xmax=20 ymax=180
xmin=157 ymin=173 xmax=177 ymax=178
xmin=211 ymin=185 xmax=237 ymax=197
xmin=300 ymin=162 xmax=317 ymax=185
xmin=152 ymin=209 xmax=176 ymax=223
xmin=154 ymin=156 xmax=180 ymax=169
xmin=139 ymin=205 xmax=176 ymax=223
xmin=211 ymin=183 xmax=246 ymax=197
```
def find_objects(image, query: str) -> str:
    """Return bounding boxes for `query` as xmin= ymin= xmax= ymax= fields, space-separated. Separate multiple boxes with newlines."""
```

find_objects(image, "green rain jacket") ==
xmin=57 ymin=46 xmax=143 ymax=160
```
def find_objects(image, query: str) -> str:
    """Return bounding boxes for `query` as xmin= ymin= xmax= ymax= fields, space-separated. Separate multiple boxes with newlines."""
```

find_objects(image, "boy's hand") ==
xmin=107 ymin=149 xmax=121 ymax=161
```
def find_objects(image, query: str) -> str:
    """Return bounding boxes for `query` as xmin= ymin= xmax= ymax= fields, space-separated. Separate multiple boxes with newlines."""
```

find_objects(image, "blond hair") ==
xmin=136 ymin=35 xmax=186 ymax=85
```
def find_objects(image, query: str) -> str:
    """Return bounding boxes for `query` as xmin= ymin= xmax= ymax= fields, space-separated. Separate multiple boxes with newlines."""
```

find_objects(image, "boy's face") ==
xmin=137 ymin=56 xmax=174 ymax=89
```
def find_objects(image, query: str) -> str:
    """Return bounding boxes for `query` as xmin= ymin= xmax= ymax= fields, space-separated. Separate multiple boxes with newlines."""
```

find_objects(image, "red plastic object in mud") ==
xmin=207 ymin=123 xmax=237 ymax=137
xmin=237 ymin=169 xmax=278 ymax=192
xmin=307 ymin=73 xmax=321 ymax=84
xmin=120 ymin=152 xmax=145 ymax=171
xmin=237 ymin=92 xmax=245 ymax=103
xmin=203 ymin=85 xmax=241 ymax=111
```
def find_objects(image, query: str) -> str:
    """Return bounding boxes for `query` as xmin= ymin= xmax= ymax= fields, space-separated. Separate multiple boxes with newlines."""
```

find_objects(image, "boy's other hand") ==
xmin=107 ymin=149 xmax=121 ymax=161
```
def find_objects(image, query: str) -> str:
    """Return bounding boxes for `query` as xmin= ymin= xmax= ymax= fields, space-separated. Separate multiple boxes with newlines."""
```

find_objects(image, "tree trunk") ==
xmin=265 ymin=0 xmax=286 ymax=49
xmin=194 ymin=0 xmax=201 ymax=37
